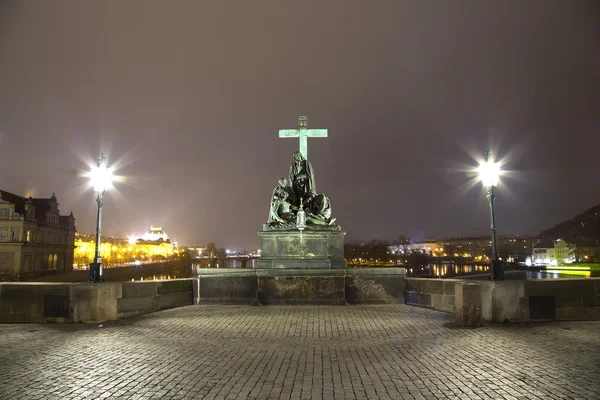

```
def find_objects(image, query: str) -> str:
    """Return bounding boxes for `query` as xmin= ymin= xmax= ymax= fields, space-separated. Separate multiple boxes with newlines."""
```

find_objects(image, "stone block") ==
xmin=430 ymin=280 xmax=444 ymax=294
xmin=0 ymin=312 xmax=26 ymax=323
xmin=421 ymin=280 xmax=432 ymax=294
xmin=345 ymin=274 xmax=405 ymax=304
xmin=581 ymin=295 xmax=598 ymax=307
xmin=429 ymin=293 xmax=454 ymax=313
xmin=257 ymin=229 xmax=346 ymax=269
xmin=199 ymin=276 xmax=258 ymax=304
xmin=491 ymin=281 xmax=525 ymax=322
xmin=555 ymin=296 xmax=582 ymax=308
xmin=258 ymin=275 xmax=345 ymax=305
xmin=157 ymin=279 xmax=193 ymax=295
xmin=555 ymin=307 xmax=587 ymax=320
xmin=519 ymin=297 xmax=529 ymax=310
xmin=431 ymin=294 xmax=445 ymax=309
xmin=70 ymin=283 xmax=121 ymax=324
xmin=419 ymin=293 xmax=432 ymax=306
xmin=420 ymin=279 xmax=444 ymax=295
xmin=0 ymin=283 xmax=72 ymax=322
xmin=455 ymin=282 xmax=482 ymax=327
xmin=524 ymin=280 xmax=594 ymax=298
xmin=192 ymin=278 xmax=200 ymax=305
xmin=405 ymin=279 xmax=422 ymax=293
xmin=443 ymin=281 xmax=457 ymax=295
xmin=584 ymin=306 xmax=600 ymax=319
xmin=121 ymin=282 xmax=158 ymax=298
xmin=152 ymin=292 xmax=193 ymax=311
xmin=563 ymin=280 xmax=595 ymax=297
xmin=117 ymin=296 xmax=154 ymax=314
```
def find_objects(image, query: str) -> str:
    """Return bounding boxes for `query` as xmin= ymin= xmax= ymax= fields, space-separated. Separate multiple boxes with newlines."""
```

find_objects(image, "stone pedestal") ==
xmin=257 ymin=269 xmax=345 ymax=305
xmin=257 ymin=228 xmax=346 ymax=269
xmin=194 ymin=268 xmax=406 ymax=305
xmin=455 ymin=282 xmax=482 ymax=327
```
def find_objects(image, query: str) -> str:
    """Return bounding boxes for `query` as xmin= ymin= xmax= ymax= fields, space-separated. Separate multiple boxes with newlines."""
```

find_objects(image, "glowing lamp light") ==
xmin=478 ymin=158 xmax=501 ymax=188
xmin=89 ymin=154 xmax=114 ymax=193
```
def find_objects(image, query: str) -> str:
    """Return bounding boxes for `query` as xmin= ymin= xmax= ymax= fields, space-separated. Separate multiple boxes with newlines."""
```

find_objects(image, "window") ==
xmin=26 ymin=230 xmax=31 ymax=242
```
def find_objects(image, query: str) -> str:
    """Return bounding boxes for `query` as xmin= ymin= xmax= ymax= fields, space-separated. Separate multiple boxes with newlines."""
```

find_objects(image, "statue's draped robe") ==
xmin=306 ymin=194 xmax=333 ymax=225
xmin=289 ymin=159 xmax=316 ymax=204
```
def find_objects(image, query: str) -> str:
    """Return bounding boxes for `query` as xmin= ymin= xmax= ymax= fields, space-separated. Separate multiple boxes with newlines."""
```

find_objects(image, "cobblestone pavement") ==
xmin=1 ymin=305 xmax=599 ymax=400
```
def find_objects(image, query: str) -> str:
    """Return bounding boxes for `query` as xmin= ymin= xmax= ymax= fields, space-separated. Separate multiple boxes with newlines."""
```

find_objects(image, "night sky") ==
xmin=1 ymin=1 xmax=599 ymax=249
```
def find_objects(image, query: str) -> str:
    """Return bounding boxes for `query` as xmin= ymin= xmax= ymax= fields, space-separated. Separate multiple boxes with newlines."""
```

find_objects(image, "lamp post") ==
xmin=88 ymin=153 xmax=113 ymax=283
xmin=478 ymin=150 xmax=504 ymax=281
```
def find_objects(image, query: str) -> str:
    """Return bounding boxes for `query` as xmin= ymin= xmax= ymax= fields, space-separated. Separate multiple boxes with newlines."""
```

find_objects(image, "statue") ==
xmin=305 ymin=193 xmax=336 ymax=226
xmin=264 ymin=117 xmax=339 ymax=230
xmin=258 ymin=116 xmax=346 ymax=270
xmin=266 ymin=153 xmax=338 ymax=229
xmin=289 ymin=151 xmax=316 ymax=204
xmin=267 ymin=177 xmax=296 ymax=227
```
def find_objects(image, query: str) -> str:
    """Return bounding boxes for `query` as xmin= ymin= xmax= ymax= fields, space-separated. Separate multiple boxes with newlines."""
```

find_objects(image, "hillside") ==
xmin=539 ymin=204 xmax=600 ymax=245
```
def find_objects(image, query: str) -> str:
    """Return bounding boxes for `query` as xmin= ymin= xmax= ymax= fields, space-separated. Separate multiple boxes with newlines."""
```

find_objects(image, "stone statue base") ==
xmin=257 ymin=228 xmax=346 ymax=269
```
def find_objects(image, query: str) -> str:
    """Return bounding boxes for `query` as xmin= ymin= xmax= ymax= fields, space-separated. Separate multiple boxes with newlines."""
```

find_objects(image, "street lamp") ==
xmin=88 ymin=153 xmax=114 ymax=283
xmin=478 ymin=150 xmax=503 ymax=280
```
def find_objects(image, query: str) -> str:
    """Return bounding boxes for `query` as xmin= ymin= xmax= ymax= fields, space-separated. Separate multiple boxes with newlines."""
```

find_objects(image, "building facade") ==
xmin=0 ymin=190 xmax=76 ymax=280
xmin=73 ymin=227 xmax=175 ymax=269
xmin=533 ymin=239 xmax=575 ymax=266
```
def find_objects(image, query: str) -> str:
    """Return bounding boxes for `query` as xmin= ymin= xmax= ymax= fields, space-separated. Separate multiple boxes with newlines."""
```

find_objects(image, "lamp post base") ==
xmin=489 ymin=260 xmax=504 ymax=281
xmin=88 ymin=262 xmax=104 ymax=283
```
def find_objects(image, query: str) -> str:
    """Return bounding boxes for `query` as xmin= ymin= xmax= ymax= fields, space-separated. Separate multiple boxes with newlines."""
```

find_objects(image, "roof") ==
xmin=0 ymin=189 xmax=74 ymax=230
xmin=533 ymin=238 xmax=556 ymax=249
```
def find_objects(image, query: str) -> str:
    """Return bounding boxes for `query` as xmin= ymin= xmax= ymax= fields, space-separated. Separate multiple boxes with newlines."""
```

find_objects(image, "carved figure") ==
xmin=305 ymin=193 xmax=337 ymax=226
xmin=267 ymin=177 xmax=296 ymax=227
xmin=289 ymin=151 xmax=316 ymax=204
xmin=264 ymin=149 xmax=338 ymax=230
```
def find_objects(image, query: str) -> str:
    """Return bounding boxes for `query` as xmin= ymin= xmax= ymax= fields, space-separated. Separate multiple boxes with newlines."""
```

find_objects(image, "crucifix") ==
xmin=278 ymin=116 xmax=327 ymax=160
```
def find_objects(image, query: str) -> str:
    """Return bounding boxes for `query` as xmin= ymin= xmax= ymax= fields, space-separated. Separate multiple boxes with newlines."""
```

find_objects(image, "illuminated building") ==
xmin=74 ymin=228 xmax=175 ymax=269
xmin=0 ymin=190 xmax=76 ymax=279
xmin=533 ymin=239 xmax=575 ymax=266
xmin=141 ymin=226 xmax=169 ymax=242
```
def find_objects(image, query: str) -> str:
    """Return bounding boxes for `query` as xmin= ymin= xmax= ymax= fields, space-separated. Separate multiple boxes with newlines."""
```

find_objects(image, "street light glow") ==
xmin=89 ymin=155 xmax=114 ymax=193
xmin=478 ymin=157 xmax=500 ymax=188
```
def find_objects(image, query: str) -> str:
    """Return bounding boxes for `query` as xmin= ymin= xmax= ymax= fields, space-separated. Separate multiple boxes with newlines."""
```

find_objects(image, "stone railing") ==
xmin=0 ymin=268 xmax=408 ymax=323
xmin=0 ymin=279 xmax=196 ymax=323
xmin=406 ymin=277 xmax=600 ymax=322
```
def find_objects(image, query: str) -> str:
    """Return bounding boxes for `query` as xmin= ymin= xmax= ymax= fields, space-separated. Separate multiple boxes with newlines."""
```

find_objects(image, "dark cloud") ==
xmin=1 ymin=1 xmax=599 ymax=249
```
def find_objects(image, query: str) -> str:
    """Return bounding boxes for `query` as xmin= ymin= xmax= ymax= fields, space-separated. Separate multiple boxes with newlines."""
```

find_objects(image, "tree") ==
xmin=205 ymin=242 xmax=217 ymax=259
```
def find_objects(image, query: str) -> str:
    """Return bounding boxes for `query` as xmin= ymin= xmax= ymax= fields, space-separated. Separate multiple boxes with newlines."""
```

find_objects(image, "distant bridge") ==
xmin=193 ymin=255 xmax=259 ymax=268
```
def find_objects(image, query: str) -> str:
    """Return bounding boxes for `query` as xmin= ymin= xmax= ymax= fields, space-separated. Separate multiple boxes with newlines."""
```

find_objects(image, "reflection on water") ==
xmin=408 ymin=264 xmax=596 ymax=279
xmin=407 ymin=264 xmax=491 ymax=278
